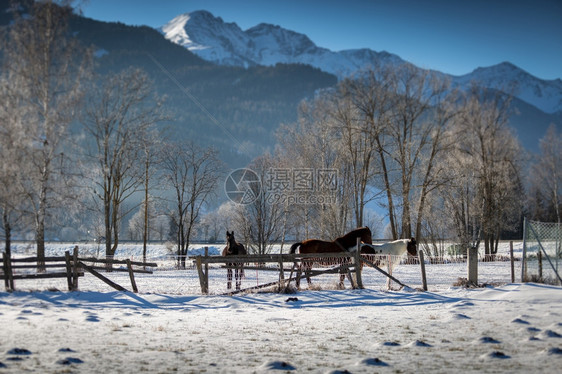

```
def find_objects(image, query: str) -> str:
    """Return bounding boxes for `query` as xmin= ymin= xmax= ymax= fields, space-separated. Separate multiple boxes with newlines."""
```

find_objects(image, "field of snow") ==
xmin=1 ymin=242 xmax=561 ymax=373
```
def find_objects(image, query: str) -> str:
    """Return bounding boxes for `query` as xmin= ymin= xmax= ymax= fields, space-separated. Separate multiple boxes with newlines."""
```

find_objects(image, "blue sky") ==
xmin=81 ymin=0 xmax=562 ymax=80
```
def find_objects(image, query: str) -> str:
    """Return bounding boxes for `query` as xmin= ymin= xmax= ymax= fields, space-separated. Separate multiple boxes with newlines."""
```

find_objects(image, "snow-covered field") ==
xmin=1 ymin=242 xmax=561 ymax=373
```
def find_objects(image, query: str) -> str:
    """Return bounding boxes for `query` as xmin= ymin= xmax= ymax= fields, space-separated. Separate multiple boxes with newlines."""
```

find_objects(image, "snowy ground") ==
xmin=1 ymin=242 xmax=561 ymax=373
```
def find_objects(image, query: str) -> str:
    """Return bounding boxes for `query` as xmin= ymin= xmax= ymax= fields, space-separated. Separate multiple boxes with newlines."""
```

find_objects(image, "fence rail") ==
xmin=1 ymin=246 xmax=157 ymax=292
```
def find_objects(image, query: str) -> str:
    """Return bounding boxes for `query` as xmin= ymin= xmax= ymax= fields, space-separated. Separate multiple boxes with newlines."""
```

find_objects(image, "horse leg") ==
xmin=305 ymin=261 xmax=313 ymax=286
xmin=235 ymin=267 xmax=241 ymax=290
xmin=338 ymin=265 xmax=346 ymax=289
xmin=295 ymin=264 xmax=302 ymax=289
xmin=227 ymin=267 xmax=232 ymax=290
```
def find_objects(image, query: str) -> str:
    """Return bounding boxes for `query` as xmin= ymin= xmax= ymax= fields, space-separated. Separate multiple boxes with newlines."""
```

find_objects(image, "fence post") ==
xmin=355 ymin=237 xmax=364 ymax=289
xmin=538 ymin=250 xmax=543 ymax=280
xmin=3 ymin=252 xmax=13 ymax=291
xmin=72 ymin=246 xmax=79 ymax=290
xmin=126 ymin=259 xmax=138 ymax=293
xmin=3 ymin=252 xmax=8 ymax=290
xmin=510 ymin=241 xmax=515 ymax=283
xmin=468 ymin=246 xmax=478 ymax=286
xmin=204 ymin=247 xmax=209 ymax=293
xmin=196 ymin=249 xmax=209 ymax=295
xmin=386 ymin=255 xmax=392 ymax=290
xmin=65 ymin=251 xmax=73 ymax=291
xmin=278 ymin=256 xmax=285 ymax=291
xmin=522 ymin=217 xmax=528 ymax=282
xmin=196 ymin=256 xmax=204 ymax=294
xmin=419 ymin=249 xmax=427 ymax=291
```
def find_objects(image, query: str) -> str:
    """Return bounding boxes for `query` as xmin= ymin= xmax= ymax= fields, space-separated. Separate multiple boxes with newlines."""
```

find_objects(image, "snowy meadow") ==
xmin=1 ymin=242 xmax=561 ymax=373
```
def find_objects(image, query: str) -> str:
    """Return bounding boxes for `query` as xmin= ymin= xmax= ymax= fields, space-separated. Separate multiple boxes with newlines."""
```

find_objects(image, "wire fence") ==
xmin=523 ymin=219 xmax=562 ymax=284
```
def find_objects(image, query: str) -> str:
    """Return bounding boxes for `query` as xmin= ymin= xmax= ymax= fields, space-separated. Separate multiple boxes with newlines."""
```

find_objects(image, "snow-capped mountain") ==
xmin=160 ymin=10 xmax=404 ymax=77
xmin=161 ymin=10 xmax=562 ymax=114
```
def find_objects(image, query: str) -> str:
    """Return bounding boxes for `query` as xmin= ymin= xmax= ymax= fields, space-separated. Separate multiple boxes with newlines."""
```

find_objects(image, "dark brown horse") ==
xmin=289 ymin=227 xmax=373 ymax=288
xmin=290 ymin=227 xmax=373 ymax=254
xmin=222 ymin=231 xmax=247 ymax=290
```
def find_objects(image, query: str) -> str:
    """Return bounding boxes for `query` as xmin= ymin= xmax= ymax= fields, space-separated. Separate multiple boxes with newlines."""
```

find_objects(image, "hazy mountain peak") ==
xmin=455 ymin=62 xmax=562 ymax=113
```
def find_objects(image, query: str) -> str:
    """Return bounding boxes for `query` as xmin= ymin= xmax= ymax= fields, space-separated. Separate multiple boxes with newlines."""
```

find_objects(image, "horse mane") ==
xmin=334 ymin=227 xmax=372 ymax=249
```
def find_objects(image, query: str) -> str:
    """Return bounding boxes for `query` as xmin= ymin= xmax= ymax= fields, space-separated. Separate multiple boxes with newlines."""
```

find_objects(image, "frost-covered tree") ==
xmin=1 ymin=1 xmax=91 ymax=269
xmin=138 ymin=128 xmax=165 ymax=263
xmin=0 ymin=77 xmax=28 ymax=256
xmin=440 ymin=88 xmax=523 ymax=257
xmin=238 ymin=154 xmax=285 ymax=255
xmin=83 ymin=68 xmax=164 ymax=265
xmin=276 ymin=98 xmax=353 ymax=240
xmin=162 ymin=141 xmax=222 ymax=268
xmin=527 ymin=124 xmax=562 ymax=222
xmin=276 ymin=63 xmax=455 ymax=241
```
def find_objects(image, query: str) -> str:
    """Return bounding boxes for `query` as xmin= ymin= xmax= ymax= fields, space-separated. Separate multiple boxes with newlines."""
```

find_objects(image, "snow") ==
xmin=1 ymin=242 xmax=561 ymax=372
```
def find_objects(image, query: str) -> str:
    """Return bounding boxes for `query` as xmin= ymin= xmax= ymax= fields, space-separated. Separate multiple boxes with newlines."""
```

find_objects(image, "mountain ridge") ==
xmin=161 ymin=10 xmax=562 ymax=115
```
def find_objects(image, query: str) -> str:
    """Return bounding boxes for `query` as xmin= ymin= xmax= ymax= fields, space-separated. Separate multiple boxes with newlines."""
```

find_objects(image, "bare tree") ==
xmin=0 ymin=77 xmax=28 ymax=256
xmin=239 ymin=154 xmax=285 ymax=255
xmin=1 ymin=1 xmax=90 ymax=269
xmin=441 ymin=88 xmax=523 ymax=257
xmin=333 ymin=65 xmax=398 ymax=231
xmin=411 ymin=80 xmax=459 ymax=241
xmin=138 ymin=128 xmax=165 ymax=264
xmin=276 ymin=97 xmax=353 ymax=240
xmin=330 ymin=79 xmax=380 ymax=229
xmin=527 ymin=124 xmax=562 ymax=222
xmin=382 ymin=64 xmax=450 ymax=239
xmin=83 ymin=68 xmax=164 ymax=265
xmin=162 ymin=141 xmax=222 ymax=268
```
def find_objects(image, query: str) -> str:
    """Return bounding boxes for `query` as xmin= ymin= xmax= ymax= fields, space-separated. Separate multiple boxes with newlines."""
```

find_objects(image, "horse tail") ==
xmin=290 ymin=242 xmax=302 ymax=254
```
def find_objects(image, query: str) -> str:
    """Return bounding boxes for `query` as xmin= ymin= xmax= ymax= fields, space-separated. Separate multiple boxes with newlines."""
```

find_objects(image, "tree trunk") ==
xmin=415 ymin=191 xmax=427 ymax=242
xmin=36 ymin=217 xmax=46 ymax=272
xmin=2 ymin=211 xmax=11 ymax=258
xmin=376 ymin=137 xmax=398 ymax=240
xmin=143 ymin=159 xmax=149 ymax=266
xmin=104 ymin=176 xmax=112 ymax=264
xmin=402 ymin=184 xmax=412 ymax=239
xmin=36 ymin=189 xmax=47 ymax=272
xmin=182 ymin=229 xmax=191 ymax=269
xmin=177 ymin=220 xmax=185 ymax=269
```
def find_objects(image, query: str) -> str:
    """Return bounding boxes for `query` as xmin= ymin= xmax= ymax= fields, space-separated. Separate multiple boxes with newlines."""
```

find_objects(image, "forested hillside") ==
xmin=69 ymin=15 xmax=337 ymax=166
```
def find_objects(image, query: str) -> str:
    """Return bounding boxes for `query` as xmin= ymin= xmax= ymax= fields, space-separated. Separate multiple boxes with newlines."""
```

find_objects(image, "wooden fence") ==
xmin=193 ymin=239 xmax=413 ymax=295
xmin=1 ymin=247 xmax=157 ymax=293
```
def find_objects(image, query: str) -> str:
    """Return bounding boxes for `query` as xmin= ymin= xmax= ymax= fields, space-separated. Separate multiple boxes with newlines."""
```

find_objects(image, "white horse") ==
xmin=353 ymin=238 xmax=418 ymax=257
xmin=349 ymin=238 xmax=418 ymax=269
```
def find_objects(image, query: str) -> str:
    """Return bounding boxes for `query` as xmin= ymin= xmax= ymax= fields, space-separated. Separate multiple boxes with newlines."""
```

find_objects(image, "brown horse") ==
xmin=290 ymin=227 xmax=373 ymax=254
xmin=289 ymin=227 xmax=373 ymax=288
xmin=222 ymin=231 xmax=247 ymax=290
